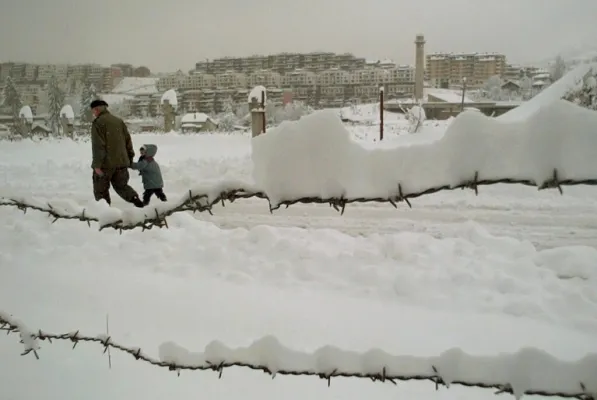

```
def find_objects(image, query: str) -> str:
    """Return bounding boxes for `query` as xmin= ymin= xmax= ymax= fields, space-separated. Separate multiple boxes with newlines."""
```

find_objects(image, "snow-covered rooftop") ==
xmin=181 ymin=112 xmax=212 ymax=124
xmin=425 ymin=88 xmax=474 ymax=103
xmin=248 ymin=85 xmax=267 ymax=104
xmin=60 ymin=105 xmax=75 ymax=121
xmin=160 ymin=89 xmax=178 ymax=108
xmin=100 ymin=93 xmax=134 ymax=105
xmin=111 ymin=77 xmax=159 ymax=95
xmin=19 ymin=105 xmax=33 ymax=122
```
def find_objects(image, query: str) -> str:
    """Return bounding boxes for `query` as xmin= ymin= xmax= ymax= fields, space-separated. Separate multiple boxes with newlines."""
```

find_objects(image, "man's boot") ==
xmin=132 ymin=196 xmax=144 ymax=208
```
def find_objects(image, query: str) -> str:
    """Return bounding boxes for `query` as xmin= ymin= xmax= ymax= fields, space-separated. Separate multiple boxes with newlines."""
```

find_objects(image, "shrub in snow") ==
xmin=564 ymin=68 xmax=597 ymax=111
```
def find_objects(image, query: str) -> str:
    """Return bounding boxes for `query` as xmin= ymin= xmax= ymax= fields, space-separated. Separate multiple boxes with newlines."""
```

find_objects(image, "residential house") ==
xmin=180 ymin=112 xmax=218 ymax=133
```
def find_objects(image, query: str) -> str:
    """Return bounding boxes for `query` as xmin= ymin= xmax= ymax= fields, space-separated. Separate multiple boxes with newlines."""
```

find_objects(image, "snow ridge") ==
xmin=0 ymin=313 xmax=594 ymax=400
xmin=252 ymin=100 xmax=597 ymax=206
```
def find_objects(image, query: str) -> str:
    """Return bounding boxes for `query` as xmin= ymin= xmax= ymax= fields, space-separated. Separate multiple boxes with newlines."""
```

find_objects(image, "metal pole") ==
xmin=460 ymin=77 xmax=467 ymax=112
xmin=379 ymin=86 xmax=384 ymax=141
xmin=260 ymin=90 xmax=266 ymax=133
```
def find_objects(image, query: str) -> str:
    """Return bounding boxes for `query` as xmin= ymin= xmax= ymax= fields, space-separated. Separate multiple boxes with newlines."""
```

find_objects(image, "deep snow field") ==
xmin=1 ymin=102 xmax=597 ymax=400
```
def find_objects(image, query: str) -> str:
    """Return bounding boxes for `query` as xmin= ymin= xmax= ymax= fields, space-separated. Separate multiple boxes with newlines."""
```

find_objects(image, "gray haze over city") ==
xmin=1 ymin=0 xmax=596 ymax=71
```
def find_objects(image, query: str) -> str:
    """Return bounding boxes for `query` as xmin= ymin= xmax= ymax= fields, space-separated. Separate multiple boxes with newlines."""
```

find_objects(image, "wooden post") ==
xmin=163 ymin=100 xmax=174 ymax=132
xmin=18 ymin=116 xmax=31 ymax=137
xmin=60 ymin=114 xmax=73 ymax=138
xmin=249 ymin=97 xmax=264 ymax=138
xmin=379 ymin=86 xmax=384 ymax=141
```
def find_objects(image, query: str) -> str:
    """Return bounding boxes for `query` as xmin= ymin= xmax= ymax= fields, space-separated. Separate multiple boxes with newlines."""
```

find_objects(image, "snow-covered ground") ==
xmin=1 ymin=96 xmax=597 ymax=399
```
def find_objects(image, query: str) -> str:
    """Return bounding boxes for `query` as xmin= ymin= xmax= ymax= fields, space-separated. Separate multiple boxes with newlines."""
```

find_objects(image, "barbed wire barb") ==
xmin=0 ymin=314 xmax=595 ymax=399
xmin=2 ymin=170 xmax=597 ymax=232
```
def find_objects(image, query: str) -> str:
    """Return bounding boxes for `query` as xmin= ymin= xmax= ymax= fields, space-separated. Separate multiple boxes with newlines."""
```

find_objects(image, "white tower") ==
xmin=414 ymin=34 xmax=426 ymax=101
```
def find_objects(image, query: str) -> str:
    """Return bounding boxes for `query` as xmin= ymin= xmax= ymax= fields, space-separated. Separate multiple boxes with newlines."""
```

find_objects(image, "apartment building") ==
xmin=216 ymin=71 xmax=247 ymax=88
xmin=426 ymin=52 xmax=507 ymax=89
xmin=15 ymin=83 xmax=45 ymax=108
xmin=195 ymin=52 xmax=367 ymax=75
xmin=503 ymin=64 xmax=548 ymax=81
xmin=111 ymin=63 xmax=134 ymax=77
xmin=156 ymin=63 xmax=416 ymax=112
xmin=0 ymin=61 xmax=148 ymax=95
xmin=37 ymin=64 xmax=69 ymax=82
xmin=248 ymin=70 xmax=282 ymax=88
xmin=0 ymin=63 xmax=13 ymax=82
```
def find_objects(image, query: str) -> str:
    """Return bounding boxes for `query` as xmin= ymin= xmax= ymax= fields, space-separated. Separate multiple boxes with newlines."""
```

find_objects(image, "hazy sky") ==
xmin=1 ymin=0 xmax=596 ymax=72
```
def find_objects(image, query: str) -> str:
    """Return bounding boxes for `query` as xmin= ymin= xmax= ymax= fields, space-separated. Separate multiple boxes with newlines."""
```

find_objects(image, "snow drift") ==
xmin=499 ymin=63 xmax=595 ymax=122
xmin=252 ymin=101 xmax=597 ymax=206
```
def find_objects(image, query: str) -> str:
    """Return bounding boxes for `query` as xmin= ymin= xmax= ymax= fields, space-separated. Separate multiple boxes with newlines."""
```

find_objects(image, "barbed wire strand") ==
xmin=1 ymin=169 xmax=597 ymax=233
xmin=0 ymin=314 xmax=594 ymax=400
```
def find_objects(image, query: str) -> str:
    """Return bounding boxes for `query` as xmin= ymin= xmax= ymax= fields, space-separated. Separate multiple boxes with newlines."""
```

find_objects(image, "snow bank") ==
xmin=252 ymin=101 xmax=597 ymax=206
xmin=499 ymin=63 xmax=595 ymax=122
xmin=248 ymin=85 xmax=267 ymax=105
xmin=161 ymin=89 xmax=178 ymax=108
xmin=19 ymin=105 xmax=33 ymax=123
xmin=158 ymin=336 xmax=597 ymax=397
xmin=60 ymin=104 xmax=74 ymax=120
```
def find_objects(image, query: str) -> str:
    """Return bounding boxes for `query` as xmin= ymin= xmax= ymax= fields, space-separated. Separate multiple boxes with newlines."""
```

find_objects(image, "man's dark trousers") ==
xmin=92 ymin=168 xmax=139 ymax=205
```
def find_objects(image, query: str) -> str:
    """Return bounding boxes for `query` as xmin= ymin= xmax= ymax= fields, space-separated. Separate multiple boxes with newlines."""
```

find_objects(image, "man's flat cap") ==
xmin=90 ymin=99 xmax=109 ymax=108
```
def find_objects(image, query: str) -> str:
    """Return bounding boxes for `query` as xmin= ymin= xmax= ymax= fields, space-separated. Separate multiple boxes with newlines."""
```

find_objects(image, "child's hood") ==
xmin=143 ymin=144 xmax=158 ymax=157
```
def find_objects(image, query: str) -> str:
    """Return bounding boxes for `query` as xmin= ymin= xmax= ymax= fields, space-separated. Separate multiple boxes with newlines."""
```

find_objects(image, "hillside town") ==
xmin=0 ymin=34 xmax=591 ymax=137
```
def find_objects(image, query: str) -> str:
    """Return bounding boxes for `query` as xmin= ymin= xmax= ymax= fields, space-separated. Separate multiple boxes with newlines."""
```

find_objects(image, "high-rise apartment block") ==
xmin=158 ymin=51 xmax=417 ymax=113
xmin=426 ymin=52 xmax=507 ymax=89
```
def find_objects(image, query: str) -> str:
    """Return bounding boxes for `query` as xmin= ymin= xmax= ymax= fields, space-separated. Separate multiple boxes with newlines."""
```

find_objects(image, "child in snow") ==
xmin=130 ymin=144 xmax=167 ymax=206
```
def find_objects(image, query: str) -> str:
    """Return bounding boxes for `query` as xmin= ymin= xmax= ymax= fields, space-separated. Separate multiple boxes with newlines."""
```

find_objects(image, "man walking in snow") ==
xmin=90 ymin=99 xmax=144 ymax=208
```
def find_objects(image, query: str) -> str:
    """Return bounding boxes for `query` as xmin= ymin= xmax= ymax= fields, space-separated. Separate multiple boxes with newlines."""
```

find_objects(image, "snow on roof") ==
xmin=532 ymin=80 xmax=547 ymax=86
xmin=19 ymin=105 xmax=33 ymax=122
xmin=111 ymin=77 xmax=159 ymax=95
xmin=160 ymin=89 xmax=178 ymax=108
xmin=32 ymin=123 xmax=50 ymax=132
xmin=502 ymin=80 xmax=521 ymax=87
xmin=533 ymin=73 xmax=551 ymax=80
xmin=425 ymin=88 xmax=474 ymax=103
xmin=248 ymin=85 xmax=267 ymax=104
xmin=181 ymin=112 xmax=212 ymax=124
xmin=100 ymin=93 xmax=134 ymax=105
xmin=60 ymin=104 xmax=75 ymax=120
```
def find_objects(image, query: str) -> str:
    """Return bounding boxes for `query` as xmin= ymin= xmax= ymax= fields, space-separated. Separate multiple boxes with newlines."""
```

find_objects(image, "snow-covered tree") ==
xmin=519 ymin=76 xmax=533 ymax=100
xmin=2 ymin=77 xmax=23 ymax=134
xmin=550 ymin=55 xmax=567 ymax=82
xmin=47 ymin=75 xmax=66 ymax=135
xmin=216 ymin=97 xmax=239 ymax=131
xmin=109 ymin=101 xmax=131 ymax=118
xmin=483 ymin=75 xmax=504 ymax=100
xmin=222 ymin=96 xmax=234 ymax=114
xmin=564 ymin=69 xmax=597 ymax=110
xmin=78 ymin=82 xmax=97 ymax=128
xmin=406 ymin=104 xmax=426 ymax=133
xmin=2 ymin=77 xmax=22 ymax=117
xmin=36 ymin=90 xmax=50 ymax=115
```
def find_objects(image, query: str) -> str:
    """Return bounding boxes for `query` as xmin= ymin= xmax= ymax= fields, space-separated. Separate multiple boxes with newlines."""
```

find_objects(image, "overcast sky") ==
xmin=1 ymin=0 xmax=596 ymax=72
